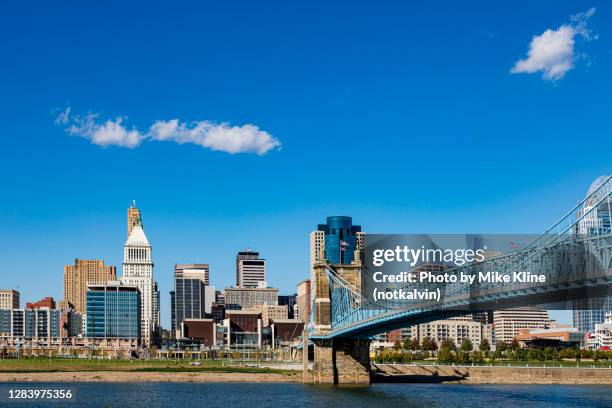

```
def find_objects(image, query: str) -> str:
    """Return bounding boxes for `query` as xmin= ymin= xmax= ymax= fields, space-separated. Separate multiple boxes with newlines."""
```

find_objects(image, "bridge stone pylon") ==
xmin=309 ymin=255 xmax=372 ymax=384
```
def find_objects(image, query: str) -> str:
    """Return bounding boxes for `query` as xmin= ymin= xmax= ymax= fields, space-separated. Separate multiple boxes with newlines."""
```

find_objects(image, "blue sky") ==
xmin=0 ymin=1 xmax=610 ymax=327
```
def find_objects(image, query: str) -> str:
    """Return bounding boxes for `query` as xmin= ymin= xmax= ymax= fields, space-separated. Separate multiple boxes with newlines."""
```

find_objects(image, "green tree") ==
xmin=421 ymin=337 xmax=433 ymax=351
xmin=472 ymin=350 xmax=485 ymax=364
xmin=559 ymin=348 xmax=575 ymax=360
xmin=510 ymin=338 xmax=520 ymax=350
xmin=460 ymin=339 xmax=473 ymax=353
xmin=440 ymin=338 xmax=456 ymax=352
xmin=527 ymin=348 xmax=542 ymax=361
xmin=542 ymin=347 xmax=555 ymax=361
xmin=495 ymin=341 xmax=508 ymax=352
xmin=437 ymin=339 xmax=456 ymax=363
xmin=479 ymin=339 xmax=491 ymax=355
xmin=437 ymin=347 xmax=455 ymax=363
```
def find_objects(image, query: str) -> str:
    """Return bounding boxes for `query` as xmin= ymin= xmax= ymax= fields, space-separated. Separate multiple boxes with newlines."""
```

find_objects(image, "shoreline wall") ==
xmin=373 ymin=364 xmax=612 ymax=384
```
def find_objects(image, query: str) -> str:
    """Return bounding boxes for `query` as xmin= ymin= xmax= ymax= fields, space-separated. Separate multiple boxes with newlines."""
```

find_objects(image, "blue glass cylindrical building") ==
xmin=317 ymin=216 xmax=362 ymax=265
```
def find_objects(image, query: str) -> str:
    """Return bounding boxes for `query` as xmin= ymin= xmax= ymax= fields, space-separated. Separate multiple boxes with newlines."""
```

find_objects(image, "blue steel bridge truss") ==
xmin=308 ymin=175 xmax=612 ymax=339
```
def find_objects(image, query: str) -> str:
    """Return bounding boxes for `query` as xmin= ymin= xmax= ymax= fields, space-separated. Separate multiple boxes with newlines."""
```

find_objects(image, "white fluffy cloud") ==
xmin=511 ymin=8 xmax=597 ymax=81
xmin=55 ymin=108 xmax=281 ymax=155
xmin=60 ymin=110 xmax=143 ymax=148
xmin=149 ymin=119 xmax=281 ymax=155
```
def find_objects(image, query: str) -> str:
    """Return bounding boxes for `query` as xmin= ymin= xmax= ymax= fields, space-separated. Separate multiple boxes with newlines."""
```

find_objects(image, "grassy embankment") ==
xmin=0 ymin=357 xmax=299 ymax=376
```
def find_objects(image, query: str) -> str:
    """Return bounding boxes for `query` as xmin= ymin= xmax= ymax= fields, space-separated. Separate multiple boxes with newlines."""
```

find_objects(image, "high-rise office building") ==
xmin=576 ymin=175 xmax=611 ymax=235
xmin=120 ymin=203 xmax=159 ymax=346
xmin=312 ymin=216 xmax=363 ymax=266
xmin=175 ymin=263 xmax=210 ymax=286
xmin=236 ymin=250 xmax=266 ymax=288
xmin=127 ymin=200 xmax=141 ymax=238
xmin=0 ymin=289 xmax=19 ymax=310
xmin=86 ymin=282 xmax=140 ymax=340
xmin=64 ymin=259 xmax=116 ymax=314
xmin=310 ymin=216 xmax=364 ymax=303
xmin=573 ymin=175 xmax=612 ymax=333
xmin=171 ymin=263 xmax=215 ymax=338
xmin=573 ymin=303 xmax=612 ymax=333
xmin=310 ymin=230 xmax=325 ymax=271
xmin=225 ymin=287 xmax=278 ymax=310
xmin=493 ymin=307 xmax=550 ymax=343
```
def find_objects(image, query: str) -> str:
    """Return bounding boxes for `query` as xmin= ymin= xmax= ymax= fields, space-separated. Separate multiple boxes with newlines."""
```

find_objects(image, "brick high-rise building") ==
xmin=26 ymin=297 xmax=56 ymax=309
xmin=0 ymin=289 xmax=19 ymax=310
xmin=64 ymin=259 xmax=116 ymax=314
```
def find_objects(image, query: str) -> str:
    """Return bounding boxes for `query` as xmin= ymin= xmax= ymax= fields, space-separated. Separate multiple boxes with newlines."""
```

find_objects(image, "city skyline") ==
xmin=2 ymin=2 xmax=612 ymax=330
xmin=3 ymin=187 xmax=608 ymax=328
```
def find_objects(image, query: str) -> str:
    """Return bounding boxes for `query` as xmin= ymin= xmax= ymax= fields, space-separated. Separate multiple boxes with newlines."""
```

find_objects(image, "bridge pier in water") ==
xmin=312 ymin=338 xmax=371 ymax=385
xmin=310 ymin=259 xmax=371 ymax=384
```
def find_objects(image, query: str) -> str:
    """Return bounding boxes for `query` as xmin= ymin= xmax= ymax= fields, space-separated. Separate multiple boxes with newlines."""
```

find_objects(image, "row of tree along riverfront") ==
xmin=374 ymin=338 xmax=612 ymax=365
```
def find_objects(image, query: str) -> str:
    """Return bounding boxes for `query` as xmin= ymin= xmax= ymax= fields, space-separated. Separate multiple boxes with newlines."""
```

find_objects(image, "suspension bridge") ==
xmin=305 ymin=175 xmax=612 ymax=384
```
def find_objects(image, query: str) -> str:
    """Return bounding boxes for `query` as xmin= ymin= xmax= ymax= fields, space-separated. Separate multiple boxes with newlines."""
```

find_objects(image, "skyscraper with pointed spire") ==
xmin=120 ymin=202 xmax=159 ymax=346
xmin=127 ymin=200 xmax=141 ymax=238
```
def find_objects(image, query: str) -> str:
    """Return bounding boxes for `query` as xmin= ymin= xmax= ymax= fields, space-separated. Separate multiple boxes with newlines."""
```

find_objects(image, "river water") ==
xmin=0 ymin=382 xmax=610 ymax=407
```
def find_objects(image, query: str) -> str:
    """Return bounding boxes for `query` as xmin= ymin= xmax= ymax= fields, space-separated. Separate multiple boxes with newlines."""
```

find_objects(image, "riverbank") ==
xmin=2 ymin=366 xmax=612 ymax=384
xmin=2 ymin=358 xmax=612 ymax=384
xmin=374 ymin=363 xmax=612 ymax=384
xmin=0 ymin=358 xmax=302 ymax=383
xmin=0 ymin=370 xmax=302 ymax=383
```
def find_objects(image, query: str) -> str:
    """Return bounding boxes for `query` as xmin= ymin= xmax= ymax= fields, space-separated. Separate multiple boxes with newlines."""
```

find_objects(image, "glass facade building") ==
xmin=173 ymin=277 xmax=205 ymax=335
xmin=317 ymin=216 xmax=362 ymax=265
xmin=86 ymin=284 xmax=140 ymax=339
xmin=573 ymin=176 xmax=612 ymax=333
xmin=171 ymin=264 xmax=213 ymax=337
xmin=573 ymin=300 xmax=612 ymax=333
